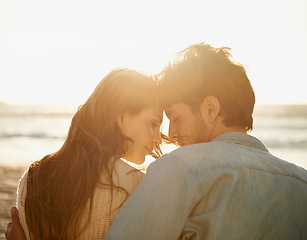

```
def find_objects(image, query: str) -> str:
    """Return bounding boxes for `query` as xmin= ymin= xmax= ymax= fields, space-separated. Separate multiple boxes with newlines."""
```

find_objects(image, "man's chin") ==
xmin=178 ymin=140 xmax=190 ymax=147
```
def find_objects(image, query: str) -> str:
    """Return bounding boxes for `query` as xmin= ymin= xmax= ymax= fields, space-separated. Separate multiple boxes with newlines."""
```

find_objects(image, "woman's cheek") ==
xmin=150 ymin=126 xmax=154 ymax=136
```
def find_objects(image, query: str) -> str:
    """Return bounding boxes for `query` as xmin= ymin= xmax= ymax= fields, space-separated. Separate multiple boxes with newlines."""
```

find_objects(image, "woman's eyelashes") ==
xmin=150 ymin=117 xmax=162 ymax=128
xmin=151 ymin=121 xmax=160 ymax=128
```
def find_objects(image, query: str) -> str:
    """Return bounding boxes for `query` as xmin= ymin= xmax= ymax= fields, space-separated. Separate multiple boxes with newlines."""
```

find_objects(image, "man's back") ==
xmin=174 ymin=132 xmax=307 ymax=239
xmin=105 ymin=132 xmax=307 ymax=239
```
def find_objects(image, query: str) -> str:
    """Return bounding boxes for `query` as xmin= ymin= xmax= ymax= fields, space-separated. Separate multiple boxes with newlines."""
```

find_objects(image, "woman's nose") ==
xmin=153 ymin=130 xmax=162 ymax=145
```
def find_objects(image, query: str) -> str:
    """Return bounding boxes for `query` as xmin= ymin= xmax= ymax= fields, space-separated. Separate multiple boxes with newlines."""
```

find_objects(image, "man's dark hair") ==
xmin=158 ymin=43 xmax=255 ymax=131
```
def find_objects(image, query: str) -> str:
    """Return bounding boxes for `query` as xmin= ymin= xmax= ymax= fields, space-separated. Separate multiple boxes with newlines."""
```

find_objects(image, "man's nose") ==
xmin=168 ymin=122 xmax=178 ymax=141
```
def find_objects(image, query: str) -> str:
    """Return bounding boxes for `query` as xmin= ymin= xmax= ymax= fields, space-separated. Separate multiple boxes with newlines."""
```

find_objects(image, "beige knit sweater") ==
xmin=16 ymin=158 xmax=144 ymax=239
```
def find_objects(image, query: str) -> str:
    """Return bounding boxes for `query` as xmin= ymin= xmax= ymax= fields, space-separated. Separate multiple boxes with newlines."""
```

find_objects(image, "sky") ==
xmin=1 ymin=0 xmax=307 ymax=105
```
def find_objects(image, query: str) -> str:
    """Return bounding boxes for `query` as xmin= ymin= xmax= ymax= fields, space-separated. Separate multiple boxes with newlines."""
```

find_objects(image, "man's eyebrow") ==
xmin=165 ymin=110 xmax=173 ymax=118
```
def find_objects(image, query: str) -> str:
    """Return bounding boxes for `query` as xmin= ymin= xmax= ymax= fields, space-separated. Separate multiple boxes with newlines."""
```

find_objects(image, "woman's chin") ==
xmin=133 ymin=158 xmax=145 ymax=166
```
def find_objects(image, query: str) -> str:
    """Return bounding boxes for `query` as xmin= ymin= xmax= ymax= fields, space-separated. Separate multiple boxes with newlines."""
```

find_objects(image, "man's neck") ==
xmin=209 ymin=126 xmax=246 ymax=142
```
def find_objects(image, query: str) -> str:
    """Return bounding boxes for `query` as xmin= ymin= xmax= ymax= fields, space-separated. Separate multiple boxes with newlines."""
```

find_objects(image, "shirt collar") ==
xmin=212 ymin=132 xmax=269 ymax=152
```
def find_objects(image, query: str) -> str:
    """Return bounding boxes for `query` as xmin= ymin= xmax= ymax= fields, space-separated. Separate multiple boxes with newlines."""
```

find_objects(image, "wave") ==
xmin=263 ymin=139 xmax=307 ymax=149
xmin=0 ymin=112 xmax=74 ymax=118
xmin=0 ymin=103 xmax=76 ymax=118
xmin=254 ymin=104 xmax=307 ymax=118
xmin=0 ymin=133 xmax=65 ymax=140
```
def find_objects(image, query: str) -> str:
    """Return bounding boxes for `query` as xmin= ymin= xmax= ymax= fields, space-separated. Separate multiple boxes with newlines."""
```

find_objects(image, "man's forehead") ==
xmin=165 ymin=103 xmax=184 ymax=116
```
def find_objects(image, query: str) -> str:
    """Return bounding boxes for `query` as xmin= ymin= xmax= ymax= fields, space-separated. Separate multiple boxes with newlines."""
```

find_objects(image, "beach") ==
xmin=0 ymin=166 xmax=27 ymax=239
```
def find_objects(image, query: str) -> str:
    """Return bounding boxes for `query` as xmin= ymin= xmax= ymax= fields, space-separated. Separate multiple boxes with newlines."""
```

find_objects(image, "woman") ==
xmin=13 ymin=68 xmax=163 ymax=239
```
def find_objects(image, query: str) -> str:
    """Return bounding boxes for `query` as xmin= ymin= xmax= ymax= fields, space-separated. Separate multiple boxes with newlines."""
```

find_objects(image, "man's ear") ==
xmin=200 ymin=96 xmax=220 ymax=124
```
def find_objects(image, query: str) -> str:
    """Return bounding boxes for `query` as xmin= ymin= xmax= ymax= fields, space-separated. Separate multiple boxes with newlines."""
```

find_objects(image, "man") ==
xmin=104 ymin=43 xmax=307 ymax=239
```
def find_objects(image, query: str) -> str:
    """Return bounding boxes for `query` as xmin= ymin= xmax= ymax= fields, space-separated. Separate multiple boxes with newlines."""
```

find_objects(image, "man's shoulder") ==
xmin=168 ymin=141 xmax=233 ymax=161
xmin=156 ymin=141 xmax=307 ymax=181
xmin=155 ymin=141 xmax=230 ymax=170
xmin=172 ymin=141 xmax=226 ymax=153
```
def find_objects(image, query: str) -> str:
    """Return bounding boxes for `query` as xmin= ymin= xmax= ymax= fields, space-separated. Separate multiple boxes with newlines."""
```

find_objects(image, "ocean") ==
xmin=0 ymin=103 xmax=306 ymax=170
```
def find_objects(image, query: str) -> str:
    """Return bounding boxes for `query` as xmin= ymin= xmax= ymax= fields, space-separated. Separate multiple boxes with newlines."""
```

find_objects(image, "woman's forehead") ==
xmin=142 ymin=107 xmax=163 ymax=121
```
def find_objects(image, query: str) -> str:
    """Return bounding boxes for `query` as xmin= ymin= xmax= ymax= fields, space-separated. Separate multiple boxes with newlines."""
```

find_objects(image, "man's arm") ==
xmin=104 ymin=155 xmax=200 ymax=239
xmin=5 ymin=207 xmax=26 ymax=240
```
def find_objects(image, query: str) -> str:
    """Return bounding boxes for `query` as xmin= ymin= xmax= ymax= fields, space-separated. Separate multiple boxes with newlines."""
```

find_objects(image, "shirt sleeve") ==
xmin=104 ymin=155 xmax=200 ymax=240
xmin=16 ymin=169 xmax=31 ymax=240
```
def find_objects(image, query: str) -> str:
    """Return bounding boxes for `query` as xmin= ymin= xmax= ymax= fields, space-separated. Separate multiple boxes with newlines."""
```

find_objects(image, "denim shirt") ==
xmin=104 ymin=132 xmax=307 ymax=240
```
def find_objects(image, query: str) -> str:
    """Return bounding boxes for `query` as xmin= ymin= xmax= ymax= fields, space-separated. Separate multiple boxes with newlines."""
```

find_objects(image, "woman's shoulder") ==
xmin=115 ymin=159 xmax=145 ymax=176
xmin=112 ymin=159 xmax=144 ymax=193
xmin=16 ymin=168 xmax=31 ymax=240
xmin=17 ymin=168 xmax=28 ymax=196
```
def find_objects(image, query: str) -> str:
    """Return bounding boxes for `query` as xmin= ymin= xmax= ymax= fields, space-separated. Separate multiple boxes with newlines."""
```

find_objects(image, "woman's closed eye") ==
xmin=151 ymin=121 xmax=161 ymax=128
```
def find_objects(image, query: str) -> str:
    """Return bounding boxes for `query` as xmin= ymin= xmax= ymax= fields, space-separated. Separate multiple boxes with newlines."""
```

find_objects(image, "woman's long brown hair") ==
xmin=25 ymin=68 xmax=162 ymax=239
